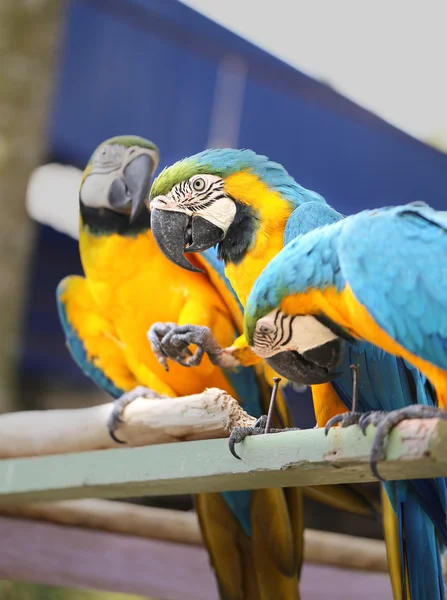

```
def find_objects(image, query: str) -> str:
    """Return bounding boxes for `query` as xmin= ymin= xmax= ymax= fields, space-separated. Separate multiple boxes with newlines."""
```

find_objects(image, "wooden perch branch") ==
xmin=0 ymin=388 xmax=255 ymax=458
xmin=0 ymin=499 xmax=388 ymax=573
xmin=0 ymin=418 xmax=447 ymax=504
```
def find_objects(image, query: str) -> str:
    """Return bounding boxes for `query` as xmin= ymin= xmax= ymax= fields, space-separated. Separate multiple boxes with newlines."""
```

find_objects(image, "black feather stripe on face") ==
xmin=253 ymin=309 xmax=297 ymax=355
xmin=315 ymin=314 xmax=356 ymax=344
xmin=172 ymin=178 xmax=224 ymax=212
xmin=217 ymin=200 xmax=257 ymax=265
xmin=80 ymin=203 xmax=151 ymax=237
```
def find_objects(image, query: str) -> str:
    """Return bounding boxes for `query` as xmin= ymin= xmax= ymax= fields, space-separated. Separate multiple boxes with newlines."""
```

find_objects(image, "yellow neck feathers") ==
xmin=223 ymin=171 xmax=294 ymax=306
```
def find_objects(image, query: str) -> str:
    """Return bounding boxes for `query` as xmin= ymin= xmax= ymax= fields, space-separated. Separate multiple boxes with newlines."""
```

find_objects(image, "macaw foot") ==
xmin=147 ymin=322 xmax=240 ymax=370
xmin=229 ymin=416 xmax=300 ymax=460
xmin=147 ymin=322 xmax=186 ymax=371
xmin=107 ymin=386 xmax=169 ymax=444
xmin=324 ymin=411 xmax=366 ymax=434
xmin=367 ymin=405 xmax=447 ymax=481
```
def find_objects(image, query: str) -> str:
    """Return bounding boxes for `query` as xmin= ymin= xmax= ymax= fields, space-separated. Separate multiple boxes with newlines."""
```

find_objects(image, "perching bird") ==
xmin=244 ymin=202 xmax=447 ymax=427
xmin=147 ymin=149 xmax=446 ymax=599
xmin=242 ymin=202 xmax=447 ymax=599
xmin=148 ymin=148 xmax=342 ymax=385
xmin=56 ymin=136 xmax=378 ymax=600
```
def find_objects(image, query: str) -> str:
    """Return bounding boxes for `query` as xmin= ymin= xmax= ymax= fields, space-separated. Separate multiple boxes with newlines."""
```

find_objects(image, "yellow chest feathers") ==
xmin=76 ymin=226 xmax=238 ymax=396
xmin=79 ymin=227 xmax=229 ymax=323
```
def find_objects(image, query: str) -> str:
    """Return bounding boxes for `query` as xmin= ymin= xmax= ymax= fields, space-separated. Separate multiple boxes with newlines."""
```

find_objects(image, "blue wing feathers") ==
xmin=409 ymin=479 xmax=447 ymax=546
xmin=338 ymin=203 xmax=447 ymax=371
xmin=399 ymin=486 xmax=445 ymax=600
xmin=333 ymin=339 xmax=447 ymax=600
xmin=291 ymin=202 xmax=447 ymax=598
xmin=284 ymin=201 xmax=344 ymax=244
xmin=56 ymin=279 xmax=124 ymax=399
xmin=248 ymin=202 xmax=447 ymax=371
xmin=248 ymin=200 xmax=447 ymax=596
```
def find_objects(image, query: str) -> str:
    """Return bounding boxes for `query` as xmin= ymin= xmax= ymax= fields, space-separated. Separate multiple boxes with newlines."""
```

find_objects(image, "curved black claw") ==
xmin=229 ymin=415 xmax=267 ymax=459
xmin=369 ymin=405 xmax=447 ymax=481
xmin=229 ymin=427 xmax=258 ymax=460
xmin=324 ymin=411 xmax=365 ymax=435
xmin=148 ymin=323 xmax=225 ymax=369
xmin=107 ymin=386 xmax=168 ymax=444
xmin=254 ymin=415 xmax=268 ymax=429
xmin=229 ymin=416 xmax=299 ymax=460
xmin=357 ymin=411 xmax=388 ymax=436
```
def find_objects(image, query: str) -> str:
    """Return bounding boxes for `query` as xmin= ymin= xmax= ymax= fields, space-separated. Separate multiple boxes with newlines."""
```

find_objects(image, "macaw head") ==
xmin=248 ymin=307 xmax=345 ymax=384
xmin=243 ymin=228 xmax=352 ymax=385
xmin=80 ymin=135 xmax=159 ymax=226
xmin=148 ymin=148 xmax=325 ymax=273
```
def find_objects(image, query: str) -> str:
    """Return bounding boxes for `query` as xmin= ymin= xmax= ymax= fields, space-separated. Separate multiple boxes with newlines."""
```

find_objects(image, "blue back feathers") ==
xmin=284 ymin=201 xmax=345 ymax=244
xmin=246 ymin=201 xmax=447 ymax=366
xmin=338 ymin=202 xmax=447 ymax=371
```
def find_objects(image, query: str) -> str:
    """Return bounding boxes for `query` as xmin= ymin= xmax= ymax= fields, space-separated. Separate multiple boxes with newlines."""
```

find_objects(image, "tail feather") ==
xmin=210 ymin=369 xmax=302 ymax=599
xmin=403 ymin=493 xmax=445 ymax=600
xmin=195 ymin=491 xmax=300 ymax=600
xmin=382 ymin=487 xmax=410 ymax=600
xmin=384 ymin=482 xmax=446 ymax=600
xmin=283 ymin=487 xmax=305 ymax=580
xmin=408 ymin=478 xmax=447 ymax=546
xmin=304 ymin=483 xmax=380 ymax=520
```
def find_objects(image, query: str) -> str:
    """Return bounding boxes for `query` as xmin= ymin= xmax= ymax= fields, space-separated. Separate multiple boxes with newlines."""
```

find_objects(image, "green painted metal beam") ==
xmin=1 ymin=419 xmax=447 ymax=505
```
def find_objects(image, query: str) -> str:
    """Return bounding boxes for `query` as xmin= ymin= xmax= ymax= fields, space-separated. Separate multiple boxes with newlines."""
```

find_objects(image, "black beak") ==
xmin=109 ymin=154 xmax=154 ymax=223
xmin=266 ymin=338 xmax=344 ymax=385
xmin=151 ymin=209 xmax=224 ymax=273
xmin=184 ymin=216 xmax=225 ymax=254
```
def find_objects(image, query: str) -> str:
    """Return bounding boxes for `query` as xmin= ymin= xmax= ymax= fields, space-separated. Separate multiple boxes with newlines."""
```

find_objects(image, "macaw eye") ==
xmin=96 ymin=145 xmax=111 ymax=162
xmin=259 ymin=324 xmax=274 ymax=335
xmin=192 ymin=177 xmax=206 ymax=192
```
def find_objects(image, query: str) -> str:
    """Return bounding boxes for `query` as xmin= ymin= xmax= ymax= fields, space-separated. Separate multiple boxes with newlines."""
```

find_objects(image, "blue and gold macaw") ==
xmin=56 ymin=137 xmax=378 ymax=600
xmin=148 ymin=148 xmax=345 ymax=387
xmin=242 ymin=201 xmax=447 ymax=600
xmin=245 ymin=202 xmax=447 ymax=420
xmin=146 ymin=149 xmax=446 ymax=599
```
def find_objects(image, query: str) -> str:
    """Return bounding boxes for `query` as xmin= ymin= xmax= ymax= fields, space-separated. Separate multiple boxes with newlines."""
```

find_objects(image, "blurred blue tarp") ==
xmin=20 ymin=0 xmax=447 ymax=421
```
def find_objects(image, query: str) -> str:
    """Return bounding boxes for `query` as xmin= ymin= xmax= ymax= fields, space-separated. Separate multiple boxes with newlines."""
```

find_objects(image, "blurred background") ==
xmin=1 ymin=0 xmax=447 ymax=597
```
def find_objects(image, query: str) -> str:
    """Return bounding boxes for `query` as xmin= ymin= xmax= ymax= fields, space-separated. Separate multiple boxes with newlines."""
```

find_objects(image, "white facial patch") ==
xmin=80 ymin=143 xmax=158 ymax=210
xmin=150 ymin=174 xmax=236 ymax=235
xmin=252 ymin=309 xmax=338 ymax=358
xmin=195 ymin=195 xmax=236 ymax=233
xmin=80 ymin=170 xmax=119 ymax=209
